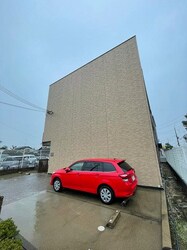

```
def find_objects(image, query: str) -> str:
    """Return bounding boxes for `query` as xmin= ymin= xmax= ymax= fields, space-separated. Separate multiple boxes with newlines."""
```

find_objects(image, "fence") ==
xmin=164 ymin=146 xmax=187 ymax=185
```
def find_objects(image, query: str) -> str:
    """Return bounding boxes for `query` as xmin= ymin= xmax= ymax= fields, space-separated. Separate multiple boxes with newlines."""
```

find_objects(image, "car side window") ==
xmin=5 ymin=158 xmax=13 ymax=161
xmin=70 ymin=162 xmax=84 ymax=171
xmin=92 ymin=162 xmax=102 ymax=171
xmin=82 ymin=162 xmax=93 ymax=171
xmin=103 ymin=162 xmax=116 ymax=172
xmin=16 ymin=157 xmax=22 ymax=161
xmin=82 ymin=162 xmax=102 ymax=171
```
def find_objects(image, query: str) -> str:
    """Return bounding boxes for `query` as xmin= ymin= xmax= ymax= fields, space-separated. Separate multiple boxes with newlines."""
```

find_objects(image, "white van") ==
xmin=22 ymin=155 xmax=37 ymax=164
xmin=13 ymin=155 xmax=37 ymax=165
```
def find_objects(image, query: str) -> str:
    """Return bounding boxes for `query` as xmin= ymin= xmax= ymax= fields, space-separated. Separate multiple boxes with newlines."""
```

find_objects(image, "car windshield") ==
xmin=118 ymin=161 xmax=132 ymax=172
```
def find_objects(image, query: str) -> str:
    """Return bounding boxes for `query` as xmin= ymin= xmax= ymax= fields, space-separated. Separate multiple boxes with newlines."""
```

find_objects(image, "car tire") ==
xmin=53 ymin=178 xmax=62 ymax=192
xmin=99 ymin=185 xmax=114 ymax=205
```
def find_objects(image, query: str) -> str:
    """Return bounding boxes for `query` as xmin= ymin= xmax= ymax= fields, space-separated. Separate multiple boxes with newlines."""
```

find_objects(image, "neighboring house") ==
xmin=0 ymin=147 xmax=39 ymax=162
xmin=15 ymin=146 xmax=32 ymax=150
xmin=14 ymin=146 xmax=34 ymax=154
xmin=43 ymin=36 xmax=161 ymax=187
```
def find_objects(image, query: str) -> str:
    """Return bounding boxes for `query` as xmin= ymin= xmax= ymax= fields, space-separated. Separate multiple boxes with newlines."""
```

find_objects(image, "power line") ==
xmin=0 ymin=101 xmax=45 ymax=112
xmin=157 ymin=120 xmax=182 ymax=130
xmin=158 ymin=124 xmax=182 ymax=134
xmin=159 ymin=127 xmax=185 ymax=141
xmin=0 ymin=83 xmax=46 ymax=111
xmin=157 ymin=115 xmax=185 ymax=129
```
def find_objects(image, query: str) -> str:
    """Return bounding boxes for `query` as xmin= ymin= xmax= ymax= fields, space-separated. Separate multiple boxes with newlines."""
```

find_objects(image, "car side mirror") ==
xmin=65 ymin=167 xmax=71 ymax=173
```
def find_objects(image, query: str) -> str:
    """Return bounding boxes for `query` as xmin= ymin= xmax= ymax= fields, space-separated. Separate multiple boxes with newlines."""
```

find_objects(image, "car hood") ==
xmin=53 ymin=168 xmax=66 ymax=174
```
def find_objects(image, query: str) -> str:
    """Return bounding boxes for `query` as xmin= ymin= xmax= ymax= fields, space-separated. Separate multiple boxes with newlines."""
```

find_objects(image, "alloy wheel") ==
xmin=53 ymin=179 xmax=61 ymax=192
xmin=100 ymin=187 xmax=112 ymax=204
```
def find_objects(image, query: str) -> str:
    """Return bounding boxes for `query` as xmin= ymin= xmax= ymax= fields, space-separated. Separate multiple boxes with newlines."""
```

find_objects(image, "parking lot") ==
xmin=0 ymin=172 xmax=165 ymax=249
xmin=0 ymin=171 xmax=49 ymax=205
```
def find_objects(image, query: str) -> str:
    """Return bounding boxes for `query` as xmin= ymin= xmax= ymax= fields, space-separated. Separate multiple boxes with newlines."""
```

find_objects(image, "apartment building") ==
xmin=43 ymin=36 xmax=161 ymax=187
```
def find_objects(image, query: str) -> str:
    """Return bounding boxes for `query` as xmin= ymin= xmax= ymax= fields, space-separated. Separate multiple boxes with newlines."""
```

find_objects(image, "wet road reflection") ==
xmin=0 ymin=172 xmax=50 ymax=205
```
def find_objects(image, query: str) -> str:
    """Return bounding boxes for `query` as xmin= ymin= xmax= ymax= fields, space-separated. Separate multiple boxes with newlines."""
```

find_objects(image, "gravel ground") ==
xmin=160 ymin=162 xmax=187 ymax=250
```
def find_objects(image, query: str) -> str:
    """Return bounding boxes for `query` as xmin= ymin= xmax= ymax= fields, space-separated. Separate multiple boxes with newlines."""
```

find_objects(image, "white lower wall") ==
xmin=165 ymin=146 xmax=187 ymax=185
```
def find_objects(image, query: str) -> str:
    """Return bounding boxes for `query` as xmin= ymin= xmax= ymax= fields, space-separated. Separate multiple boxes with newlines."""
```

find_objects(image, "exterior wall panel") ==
xmin=43 ymin=36 xmax=161 ymax=187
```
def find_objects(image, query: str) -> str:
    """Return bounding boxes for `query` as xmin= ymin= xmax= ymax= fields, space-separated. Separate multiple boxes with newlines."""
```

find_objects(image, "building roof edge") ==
xmin=50 ymin=35 xmax=136 ymax=87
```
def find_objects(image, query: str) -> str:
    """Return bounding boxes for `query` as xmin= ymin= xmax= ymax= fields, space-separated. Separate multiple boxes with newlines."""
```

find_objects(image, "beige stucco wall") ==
xmin=43 ymin=36 xmax=161 ymax=187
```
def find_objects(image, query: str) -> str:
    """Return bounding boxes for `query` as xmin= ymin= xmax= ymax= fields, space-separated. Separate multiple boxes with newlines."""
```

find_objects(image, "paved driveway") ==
xmin=0 ymin=172 xmax=49 ymax=205
xmin=0 ymin=173 xmax=162 ymax=250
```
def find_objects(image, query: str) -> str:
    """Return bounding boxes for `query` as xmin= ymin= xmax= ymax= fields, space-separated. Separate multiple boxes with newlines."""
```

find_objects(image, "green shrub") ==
xmin=0 ymin=218 xmax=22 ymax=250
xmin=0 ymin=238 xmax=22 ymax=250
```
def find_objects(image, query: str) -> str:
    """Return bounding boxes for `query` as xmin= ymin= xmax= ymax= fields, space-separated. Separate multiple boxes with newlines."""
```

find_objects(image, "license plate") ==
xmin=132 ymin=175 xmax=135 ymax=181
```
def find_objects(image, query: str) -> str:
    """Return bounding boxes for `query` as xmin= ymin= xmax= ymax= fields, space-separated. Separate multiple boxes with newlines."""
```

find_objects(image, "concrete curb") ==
xmin=0 ymin=196 xmax=4 ymax=214
xmin=18 ymin=234 xmax=37 ymax=250
xmin=161 ymin=190 xmax=172 ymax=249
xmin=106 ymin=210 xmax=121 ymax=229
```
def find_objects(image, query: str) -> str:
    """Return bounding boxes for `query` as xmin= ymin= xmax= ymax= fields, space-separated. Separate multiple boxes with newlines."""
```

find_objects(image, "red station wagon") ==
xmin=50 ymin=158 xmax=138 ymax=204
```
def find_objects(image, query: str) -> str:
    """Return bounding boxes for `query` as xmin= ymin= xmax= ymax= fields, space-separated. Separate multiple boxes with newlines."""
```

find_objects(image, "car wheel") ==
xmin=53 ymin=178 xmax=62 ymax=192
xmin=99 ymin=185 xmax=114 ymax=204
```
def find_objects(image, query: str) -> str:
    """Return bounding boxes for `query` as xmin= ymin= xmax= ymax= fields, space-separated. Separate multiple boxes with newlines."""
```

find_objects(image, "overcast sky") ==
xmin=0 ymin=0 xmax=187 ymax=149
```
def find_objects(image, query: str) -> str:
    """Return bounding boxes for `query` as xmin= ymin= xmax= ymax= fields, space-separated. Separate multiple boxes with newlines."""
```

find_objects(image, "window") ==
xmin=103 ymin=162 xmax=116 ymax=172
xmin=16 ymin=157 xmax=22 ymax=161
xmin=118 ymin=161 xmax=132 ymax=172
xmin=70 ymin=162 xmax=84 ymax=171
xmin=82 ymin=162 xmax=102 ymax=171
xmin=92 ymin=162 xmax=102 ymax=171
xmin=82 ymin=162 xmax=94 ymax=171
xmin=4 ymin=158 xmax=13 ymax=161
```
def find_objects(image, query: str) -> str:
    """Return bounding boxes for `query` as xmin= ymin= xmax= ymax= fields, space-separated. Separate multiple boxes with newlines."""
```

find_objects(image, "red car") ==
xmin=50 ymin=158 xmax=137 ymax=204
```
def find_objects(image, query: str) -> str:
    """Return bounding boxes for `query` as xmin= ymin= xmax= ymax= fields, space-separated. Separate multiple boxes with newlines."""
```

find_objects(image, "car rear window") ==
xmin=118 ymin=161 xmax=132 ymax=172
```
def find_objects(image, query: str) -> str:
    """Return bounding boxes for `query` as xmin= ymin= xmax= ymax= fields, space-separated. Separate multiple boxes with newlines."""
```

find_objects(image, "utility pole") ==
xmin=21 ymin=148 xmax=26 ymax=168
xmin=174 ymin=127 xmax=180 ymax=146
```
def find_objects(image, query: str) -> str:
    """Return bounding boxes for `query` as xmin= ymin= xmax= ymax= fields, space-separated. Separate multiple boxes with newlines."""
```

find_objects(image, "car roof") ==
xmin=77 ymin=158 xmax=124 ymax=163
xmin=22 ymin=154 xmax=36 ymax=157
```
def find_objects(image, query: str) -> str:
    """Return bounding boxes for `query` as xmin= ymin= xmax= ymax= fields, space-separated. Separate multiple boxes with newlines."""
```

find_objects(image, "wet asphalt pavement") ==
xmin=0 ymin=172 xmax=50 ymax=205
xmin=0 ymin=172 xmax=164 ymax=249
